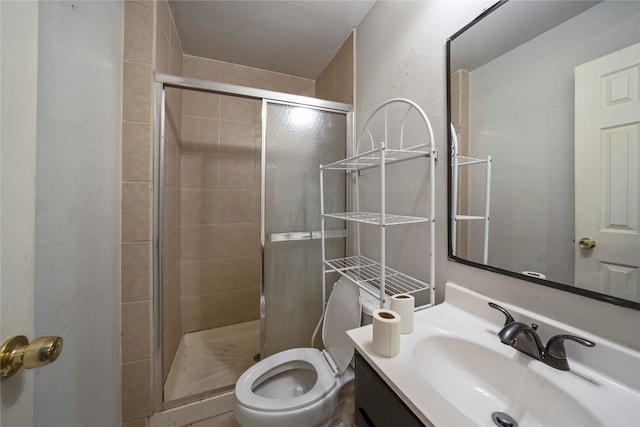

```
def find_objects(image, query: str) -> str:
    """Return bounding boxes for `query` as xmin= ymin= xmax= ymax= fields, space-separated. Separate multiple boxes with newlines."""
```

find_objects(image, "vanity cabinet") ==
xmin=355 ymin=352 xmax=425 ymax=427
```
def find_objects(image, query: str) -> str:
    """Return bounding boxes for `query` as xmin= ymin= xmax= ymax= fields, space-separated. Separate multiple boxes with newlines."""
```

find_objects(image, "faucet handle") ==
xmin=488 ymin=302 xmax=515 ymax=326
xmin=544 ymin=334 xmax=595 ymax=371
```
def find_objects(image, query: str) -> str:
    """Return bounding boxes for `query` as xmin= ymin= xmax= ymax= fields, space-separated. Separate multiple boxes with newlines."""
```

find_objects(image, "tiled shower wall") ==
xmin=121 ymin=0 xmax=183 ymax=424
xmin=450 ymin=69 xmax=470 ymax=258
xmin=316 ymin=32 xmax=355 ymax=104
xmin=162 ymin=83 xmax=183 ymax=381
xmin=179 ymin=55 xmax=315 ymax=333
xmin=121 ymin=1 xmax=319 ymax=424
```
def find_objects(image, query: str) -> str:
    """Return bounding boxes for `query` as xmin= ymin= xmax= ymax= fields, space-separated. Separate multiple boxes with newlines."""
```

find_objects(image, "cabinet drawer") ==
xmin=355 ymin=352 xmax=425 ymax=427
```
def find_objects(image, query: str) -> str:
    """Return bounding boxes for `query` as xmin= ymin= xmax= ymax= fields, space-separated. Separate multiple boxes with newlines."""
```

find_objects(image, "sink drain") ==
xmin=491 ymin=412 xmax=518 ymax=427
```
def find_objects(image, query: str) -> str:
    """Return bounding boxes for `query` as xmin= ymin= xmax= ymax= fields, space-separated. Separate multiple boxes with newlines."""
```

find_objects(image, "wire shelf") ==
xmin=324 ymin=255 xmax=429 ymax=297
xmin=454 ymin=155 xmax=488 ymax=167
xmin=322 ymin=144 xmax=433 ymax=171
xmin=323 ymin=211 xmax=430 ymax=226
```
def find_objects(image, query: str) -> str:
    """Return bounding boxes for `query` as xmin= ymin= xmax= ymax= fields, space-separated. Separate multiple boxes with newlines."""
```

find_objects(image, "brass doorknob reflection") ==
xmin=1 ymin=335 xmax=63 ymax=379
xmin=579 ymin=237 xmax=597 ymax=249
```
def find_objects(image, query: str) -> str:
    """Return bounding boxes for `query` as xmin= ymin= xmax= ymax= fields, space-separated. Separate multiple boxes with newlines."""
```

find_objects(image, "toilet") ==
xmin=234 ymin=278 xmax=361 ymax=427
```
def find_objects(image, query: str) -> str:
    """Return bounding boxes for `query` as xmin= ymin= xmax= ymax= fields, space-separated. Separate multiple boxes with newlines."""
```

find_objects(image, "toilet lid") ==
xmin=322 ymin=277 xmax=362 ymax=375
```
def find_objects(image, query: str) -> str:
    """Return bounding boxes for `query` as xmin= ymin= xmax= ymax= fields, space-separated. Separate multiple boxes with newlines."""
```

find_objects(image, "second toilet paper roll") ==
xmin=372 ymin=309 xmax=401 ymax=358
xmin=390 ymin=294 xmax=415 ymax=334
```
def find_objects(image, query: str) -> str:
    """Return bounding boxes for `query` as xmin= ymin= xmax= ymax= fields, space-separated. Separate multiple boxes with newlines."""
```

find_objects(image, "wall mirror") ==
xmin=447 ymin=0 xmax=640 ymax=309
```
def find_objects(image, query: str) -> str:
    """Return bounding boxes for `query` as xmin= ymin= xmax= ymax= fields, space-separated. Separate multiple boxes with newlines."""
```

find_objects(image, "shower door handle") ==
xmin=267 ymin=229 xmax=346 ymax=243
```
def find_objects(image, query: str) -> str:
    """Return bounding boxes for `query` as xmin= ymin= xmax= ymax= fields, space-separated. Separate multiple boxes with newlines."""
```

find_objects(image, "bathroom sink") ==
xmin=347 ymin=282 xmax=640 ymax=427
xmin=409 ymin=335 xmax=599 ymax=426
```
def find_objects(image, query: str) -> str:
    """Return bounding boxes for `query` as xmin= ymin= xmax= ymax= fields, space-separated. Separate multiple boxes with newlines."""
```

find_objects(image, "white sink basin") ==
xmin=347 ymin=282 xmax=640 ymax=427
xmin=409 ymin=335 xmax=600 ymax=426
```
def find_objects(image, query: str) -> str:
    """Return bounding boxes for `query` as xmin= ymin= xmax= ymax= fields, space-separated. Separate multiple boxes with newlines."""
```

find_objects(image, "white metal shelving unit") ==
xmin=450 ymin=123 xmax=492 ymax=264
xmin=320 ymin=98 xmax=437 ymax=311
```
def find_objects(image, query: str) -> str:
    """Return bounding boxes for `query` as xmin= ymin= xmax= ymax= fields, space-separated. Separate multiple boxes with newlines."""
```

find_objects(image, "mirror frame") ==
xmin=445 ymin=0 xmax=640 ymax=311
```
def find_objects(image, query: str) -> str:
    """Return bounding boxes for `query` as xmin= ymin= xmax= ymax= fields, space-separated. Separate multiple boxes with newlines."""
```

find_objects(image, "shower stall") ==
xmin=152 ymin=74 xmax=352 ymax=408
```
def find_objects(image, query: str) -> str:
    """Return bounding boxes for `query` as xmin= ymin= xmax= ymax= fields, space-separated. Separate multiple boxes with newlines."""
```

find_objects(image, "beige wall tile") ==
xmin=123 ymin=121 xmax=152 ymax=182
xmin=183 ymin=55 xmax=223 ymax=81
xmin=219 ymin=62 xmax=256 ymax=87
xmin=164 ymin=140 xmax=179 ymax=186
xmin=122 ymin=242 xmax=152 ymax=302
xmin=169 ymin=14 xmax=183 ymax=68
xmin=180 ymin=225 xmax=226 ymax=261
xmin=163 ymin=227 xmax=179 ymax=278
xmin=181 ymin=152 xmax=219 ymax=189
xmin=288 ymin=76 xmax=315 ymax=97
xmin=216 ymin=255 xmax=260 ymax=291
xmin=182 ymin=116 xmax=219 ymax=153
xmin=218 ymin=189 xmax=259 ymax=223
xmin=163 ymin=271 xmax=181 ymax=324
xmin=218 ymin=154 xmax=259 ymax=189
xmin=156 ymin=31 xmax=171 ymax=74
xmin=315 ymin=71 xmax=326 ymax=100
xmin=183 ymin=90 xmax=220 ymax=119
xmin=122 ymin=359 xmax=151 ymax=422
xmin=122 ymin=301 xmax=151 ymax=363
xmin=180 ymin=223 xmax=259 ymax=261
xmin=163 ymin=306 xmax=181 ymax=379
xmin=122 ymin=182 xmax=151 ymax=242
xmin=182 ymin=287 xmax=259 ymax=332
xmin=315 ymin=32 xmax=354 ymax=104
xmin=124 ymin=1 xmax=153 ymax=64
xmin=181 ymin=188 xmax=218 ymax=225
xmin=216 ymin=288 xmax=260 ymax=326
xmin=255 ymin=70 xmax=289 ymax=93
xmin=219 ymin=121 xmax=256 ymax=156
xmin=123 ymin=61 xmax=152 ymax=122
xmin=166 ymin=87 xmax=183 ymax=142
xmin=220 ymin=96 xmax=259 ymax=123
xmin=163 ymin=185 xmax=179 ymax=232
xmin=181 ymin=255 xmax=260 ymax=297
xmin=181 ymin=293 xmax=218 ymax=332
xmin=334 ymin=42 xmax=353 ymax=104
xmin=156 ymin=0 xmax=171 ymax=41
xmin=219 ymin=223 xmax=260 ymax=257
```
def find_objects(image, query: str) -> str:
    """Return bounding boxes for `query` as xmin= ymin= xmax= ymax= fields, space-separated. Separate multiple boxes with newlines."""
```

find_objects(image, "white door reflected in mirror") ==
xmin=574 ymin=43 xmax=640 ymax=302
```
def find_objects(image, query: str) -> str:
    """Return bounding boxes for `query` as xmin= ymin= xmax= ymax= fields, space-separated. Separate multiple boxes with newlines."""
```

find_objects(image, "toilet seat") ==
xmin=235 ymin=279 xmax=362 ymax=426
xmin=235 ymin=347 xmax=337 ymax=412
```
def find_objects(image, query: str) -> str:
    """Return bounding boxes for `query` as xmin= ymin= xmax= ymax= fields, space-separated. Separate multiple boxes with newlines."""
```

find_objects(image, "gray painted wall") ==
xmin=467 ymin=1 xmax=640 ymax=284
xmin=356 ymin=0 xmax=639 ymax=350
xmin=34 ymin=2 xmax=122 ymax=425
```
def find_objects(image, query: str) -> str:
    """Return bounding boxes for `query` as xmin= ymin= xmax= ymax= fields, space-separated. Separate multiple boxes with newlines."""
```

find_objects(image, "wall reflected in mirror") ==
xmin=448 ymin=0 xmax=640 ymax=306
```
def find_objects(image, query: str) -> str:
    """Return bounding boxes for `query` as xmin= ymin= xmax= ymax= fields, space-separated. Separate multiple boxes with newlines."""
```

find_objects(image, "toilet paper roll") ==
xmin=390 ymin=294 xmax=415 ymax=334
xmin=372 ymin=309 xmax=401 ymax=358
xmin=522 ymin=271 xmax=546 ymax=279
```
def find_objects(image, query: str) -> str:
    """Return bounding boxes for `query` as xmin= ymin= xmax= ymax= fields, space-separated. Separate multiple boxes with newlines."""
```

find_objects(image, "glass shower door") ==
xmin=262 ymin=101 xmax=348 ymax=356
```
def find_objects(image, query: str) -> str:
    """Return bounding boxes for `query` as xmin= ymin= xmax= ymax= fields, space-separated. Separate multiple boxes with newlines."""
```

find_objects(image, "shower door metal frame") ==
xmin=260 ymin=99 xmax=353 ymax=357
xmin=152 ymin=73 xmax=352 ymax=411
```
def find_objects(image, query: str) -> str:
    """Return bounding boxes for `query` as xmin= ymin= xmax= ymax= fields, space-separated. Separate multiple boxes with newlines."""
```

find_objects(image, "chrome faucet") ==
xmin=489 ymin=302 xmax=595 ymax=371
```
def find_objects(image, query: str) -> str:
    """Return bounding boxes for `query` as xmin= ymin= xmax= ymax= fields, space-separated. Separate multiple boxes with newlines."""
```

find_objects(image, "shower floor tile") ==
xmin=164 ymin=320 xmax=260 ymax=401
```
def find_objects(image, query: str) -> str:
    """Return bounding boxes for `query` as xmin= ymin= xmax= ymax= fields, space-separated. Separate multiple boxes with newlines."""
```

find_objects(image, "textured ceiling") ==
xmin=169 ymin=0 xmax=376 ymax=80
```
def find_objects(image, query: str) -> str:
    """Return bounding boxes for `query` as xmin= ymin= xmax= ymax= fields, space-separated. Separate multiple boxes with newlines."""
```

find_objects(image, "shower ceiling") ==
xmin=169 ymin=0 xmax=376 ymax=79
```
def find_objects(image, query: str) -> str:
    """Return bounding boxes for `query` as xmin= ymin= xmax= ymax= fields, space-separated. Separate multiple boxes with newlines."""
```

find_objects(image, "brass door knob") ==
xmin=1 ymin=335 xmax=63 ymax=379
xmin=579 ymin=237 xmax=597 ymax=249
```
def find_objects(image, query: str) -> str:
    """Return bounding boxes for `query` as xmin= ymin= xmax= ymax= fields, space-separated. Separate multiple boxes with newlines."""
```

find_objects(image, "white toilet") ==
xmin=234 ymin=278 xmax=361 ymax=427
